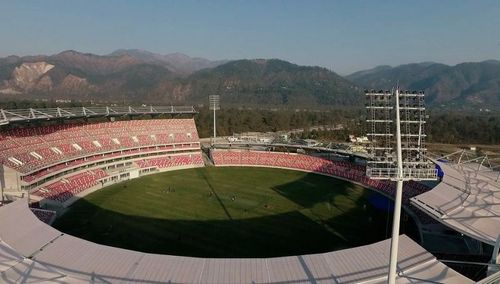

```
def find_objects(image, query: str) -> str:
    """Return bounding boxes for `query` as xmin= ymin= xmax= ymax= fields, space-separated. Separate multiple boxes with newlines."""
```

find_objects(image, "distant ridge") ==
xmin=109 ymin=49 xmax=228 ymax=74
xmin=182 ymin=59 xmax=361 ymax=106
xmin=0 ymin=50 xmax=498 ymax=109
xmin=0 ymin=50 xmax=361 ymax=107
xmin=347 ymin=60 xmax=500 ymax=109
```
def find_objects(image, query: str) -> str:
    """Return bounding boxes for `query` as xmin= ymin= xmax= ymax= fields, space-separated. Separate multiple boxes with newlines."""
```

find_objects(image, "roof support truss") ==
xmin=0 ymin=106 xmax=197 ymax=125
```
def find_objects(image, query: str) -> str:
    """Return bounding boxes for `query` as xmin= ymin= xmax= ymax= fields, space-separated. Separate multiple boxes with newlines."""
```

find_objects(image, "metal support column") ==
xmin=209 ymin=95 xmax=220 ymax=145
xmin=388 ymin=89 xmax=404 ymax=284
xmin=213 ymin=107 xmax=217 ymax=139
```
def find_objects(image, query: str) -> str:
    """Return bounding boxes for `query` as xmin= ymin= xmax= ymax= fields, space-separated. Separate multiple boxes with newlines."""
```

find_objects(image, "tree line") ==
xmin=0 ymin=99 xmax=499 ymax=145
xmin=195 ymin=107 xmax=500 ymax=145
xmin=194 ymin=106 xmax=362 ymax=140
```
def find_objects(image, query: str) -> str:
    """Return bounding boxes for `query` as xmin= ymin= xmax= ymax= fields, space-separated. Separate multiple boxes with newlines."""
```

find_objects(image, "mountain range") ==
xmin=109 ymin=49 xmax=228 ymax=74
xmin=0 ymin=50 xmax=361 ymax=107
xmin=347 ymin=60 xmax=500 ymax=109
xmin=0 ymin=49 xmax=498 ymax=109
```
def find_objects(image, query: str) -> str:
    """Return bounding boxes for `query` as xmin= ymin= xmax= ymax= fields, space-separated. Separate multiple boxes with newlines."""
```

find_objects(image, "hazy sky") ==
xmin=1 ymin=0 xmax=499 ymax=74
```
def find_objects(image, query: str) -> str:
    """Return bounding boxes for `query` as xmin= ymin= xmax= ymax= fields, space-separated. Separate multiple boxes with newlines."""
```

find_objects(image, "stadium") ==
xmin=0 ymin=105 xmax=499 ymax=283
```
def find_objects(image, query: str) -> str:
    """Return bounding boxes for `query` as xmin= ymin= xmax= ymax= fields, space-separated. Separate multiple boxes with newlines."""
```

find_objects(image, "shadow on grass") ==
xmin=271 ymin=172 xmax=419 ymax=246
xmin=271 ymin=172 xmax=352 ymax=208
xmin=53 ymin=170 xmax=418 ymax=258
xmin=54 ymin=200 xmax=347 ymax=258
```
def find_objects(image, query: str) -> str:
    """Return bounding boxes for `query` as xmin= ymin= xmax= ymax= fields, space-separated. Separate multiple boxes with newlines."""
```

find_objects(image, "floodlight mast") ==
xmin=388 ymin=88 xmax=404 ymax=284
xmin=365 ymin=88 xmax=437 ymax=284
xmin=209 ymin=95 xmax=220 ymax=144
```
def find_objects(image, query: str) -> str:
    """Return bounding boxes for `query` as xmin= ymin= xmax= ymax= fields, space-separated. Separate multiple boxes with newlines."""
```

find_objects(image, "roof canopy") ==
xmin=0 ymin=199 xmax=472 ymax=283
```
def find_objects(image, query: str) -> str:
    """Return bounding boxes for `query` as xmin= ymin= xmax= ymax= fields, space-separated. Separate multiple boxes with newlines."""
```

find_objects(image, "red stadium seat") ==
xmin=0 ymin=119 xmax=201 ymax=177
xmin=212 ymin=150 xmax=433 ymax=210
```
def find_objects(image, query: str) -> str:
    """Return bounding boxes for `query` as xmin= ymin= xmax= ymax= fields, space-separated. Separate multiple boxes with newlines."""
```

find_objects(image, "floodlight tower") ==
xmin=365 ymin=88 xmax=437 ymax=284
xmin=209 ymin=95 xmax=220 ymax=143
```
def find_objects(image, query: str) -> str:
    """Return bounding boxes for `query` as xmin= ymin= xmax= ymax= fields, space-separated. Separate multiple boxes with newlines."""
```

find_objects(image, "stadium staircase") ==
xmin=201 ymin=148 xmax=214 ymax=166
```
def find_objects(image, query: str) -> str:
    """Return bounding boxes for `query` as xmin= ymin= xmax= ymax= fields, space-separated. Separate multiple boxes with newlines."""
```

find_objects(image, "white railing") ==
xmin=0 ymin=106 xmax=197 ymax=124
xmin=366 ymin=167 xmax=438 ymax=181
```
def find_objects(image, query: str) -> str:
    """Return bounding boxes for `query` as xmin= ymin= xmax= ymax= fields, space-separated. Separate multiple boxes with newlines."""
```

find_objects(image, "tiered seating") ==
xmin=94 ymin=136 xmax=117 ymax=151
xmin=0 ymin=119 xmax=200 ymax=176
xmin=155 ymin=133 xmax=173 ymax=144
xmin=21 ymin=146 xmax=195 ymax=183
xmin=213 ymin=150 xmax=434 ymax=222
xmin=0 ymin=138 xmax=19 ymax=151
xmin=136 ymin=153 xmax=204 ymax=169
xmin=35 ymin=147 xmax=62 ymax=162
xmin=223 ymin=151 xmax=241 ymax=164
xmin=57 ymin=143 xmax=81 ymax=155
xmin=75 ymin=139 xmax=100 ymax=153
xmin=136 ymin=135 xmax=153 ymax=145
xmin=32 ymin=169 xmax=108 ymax=203
xmin=241 ymin=151 xmax=259 ymax=164
xmin=116 ymin=136 xmax=135 ymax=148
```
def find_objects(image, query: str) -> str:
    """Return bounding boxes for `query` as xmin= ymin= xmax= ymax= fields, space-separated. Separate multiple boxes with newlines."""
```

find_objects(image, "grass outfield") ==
xmin=54 ymin=167 xmax=396 ymax=257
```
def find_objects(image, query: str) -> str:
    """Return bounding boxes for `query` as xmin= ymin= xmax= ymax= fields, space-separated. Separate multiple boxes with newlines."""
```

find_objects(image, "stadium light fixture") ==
xmin=209 ymin=95 xmax=220 ymax=142
xmin=365 ymin=88 xmax=437 ymax=284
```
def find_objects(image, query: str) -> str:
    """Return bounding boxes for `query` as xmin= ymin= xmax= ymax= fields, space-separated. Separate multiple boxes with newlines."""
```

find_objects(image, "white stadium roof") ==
xmin=411 ymin=160 xmax=500 ymax=245
xmin=0 ymin=199 xmax=471 ymax=283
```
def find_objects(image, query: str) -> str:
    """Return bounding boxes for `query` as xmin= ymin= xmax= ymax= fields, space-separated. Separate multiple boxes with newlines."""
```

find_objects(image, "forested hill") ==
xmin=182 ymin=59 xmax=362 ymax=106
xmin=347 ymin=60 xmax=500 ymax=110
xmin=3 ymin=49 xmax=499 ymax=110
xmin=0 ymin=51 xmax=362 ymax=108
